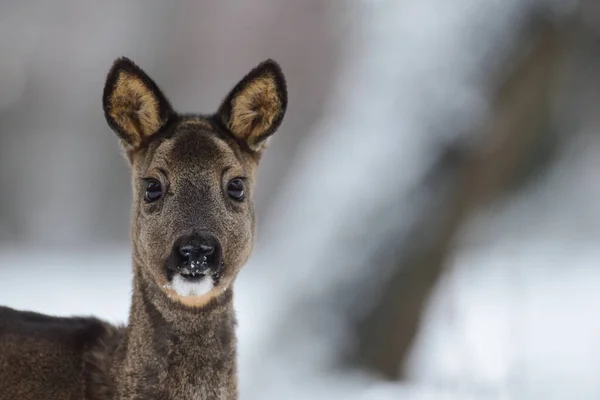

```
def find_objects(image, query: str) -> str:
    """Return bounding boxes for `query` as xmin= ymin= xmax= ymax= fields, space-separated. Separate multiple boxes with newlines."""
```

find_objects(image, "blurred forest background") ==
xmin=1 ymin=0 xmax=600 ymax=399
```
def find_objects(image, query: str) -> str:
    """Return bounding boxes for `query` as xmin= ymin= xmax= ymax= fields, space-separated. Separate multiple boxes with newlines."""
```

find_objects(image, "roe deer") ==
xmin=0 ymin=57 xmax=287 ymax=399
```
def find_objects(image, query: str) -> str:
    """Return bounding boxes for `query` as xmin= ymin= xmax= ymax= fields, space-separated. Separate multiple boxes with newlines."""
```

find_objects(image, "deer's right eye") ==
xmin=144 ymin=179 xmax=163 ymax=202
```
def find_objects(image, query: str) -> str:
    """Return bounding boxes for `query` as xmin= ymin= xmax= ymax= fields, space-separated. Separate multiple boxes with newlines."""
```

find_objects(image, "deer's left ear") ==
xmin=103 ymin=57 xmax=173 ymax=149
xmin=217 ymin=59 xmax=287 ymax=152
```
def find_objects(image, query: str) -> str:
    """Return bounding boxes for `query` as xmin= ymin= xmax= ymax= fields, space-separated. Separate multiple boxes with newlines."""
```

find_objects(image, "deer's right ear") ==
xmin=103 ymin=57 xmax=173 ymax=149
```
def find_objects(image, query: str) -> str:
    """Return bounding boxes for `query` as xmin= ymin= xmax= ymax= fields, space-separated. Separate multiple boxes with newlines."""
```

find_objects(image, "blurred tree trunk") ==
xmin=354 ymin=18 xmax=569 ymax=379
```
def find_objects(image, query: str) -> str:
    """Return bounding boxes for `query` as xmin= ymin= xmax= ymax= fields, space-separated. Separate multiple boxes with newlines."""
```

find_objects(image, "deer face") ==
xmin=102 ymin=58 xmax=286 ymax=308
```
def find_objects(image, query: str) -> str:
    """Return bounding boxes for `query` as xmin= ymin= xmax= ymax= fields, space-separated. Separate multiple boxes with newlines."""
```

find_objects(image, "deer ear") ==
xmin=217 ymin=59 xmax=287 ymax=152
xmin=103 ymin=57 xmax=173 ymax=149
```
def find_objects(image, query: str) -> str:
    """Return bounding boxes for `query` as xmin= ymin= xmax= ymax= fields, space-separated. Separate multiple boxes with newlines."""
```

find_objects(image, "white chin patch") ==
xmin=171 ymin=275 xmax=214 ymax=297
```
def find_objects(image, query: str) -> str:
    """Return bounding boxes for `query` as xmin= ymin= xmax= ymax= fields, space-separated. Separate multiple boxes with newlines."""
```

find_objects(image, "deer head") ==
xmin=103 ymin=57 xmax=287 ymax=308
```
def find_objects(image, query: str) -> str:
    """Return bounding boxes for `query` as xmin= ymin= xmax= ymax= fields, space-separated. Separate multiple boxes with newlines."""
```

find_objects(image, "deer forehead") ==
xmin=139 ymin=124 xmax=254 ymax=179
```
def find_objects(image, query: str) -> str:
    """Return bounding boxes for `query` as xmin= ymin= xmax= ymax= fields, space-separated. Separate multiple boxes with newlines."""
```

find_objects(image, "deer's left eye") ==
xmin=144 ymin=179 xmax=163 ymax=202
xmin=227 ymin=178 xmax=245 ymax=201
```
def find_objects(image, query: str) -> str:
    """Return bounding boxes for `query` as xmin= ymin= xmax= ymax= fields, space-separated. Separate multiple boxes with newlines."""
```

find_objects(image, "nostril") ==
xmin=198 ymin=244 xmax=214 ymax=256
xmin=178 ymin=244 xmax=197 ymax=260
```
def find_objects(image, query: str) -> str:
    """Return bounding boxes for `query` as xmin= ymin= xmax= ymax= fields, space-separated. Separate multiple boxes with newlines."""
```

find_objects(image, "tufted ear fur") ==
xmin=217 ymin=59 xmax=287 ymax=152
xmin=103 ymin=57 xmax=173 ymax=149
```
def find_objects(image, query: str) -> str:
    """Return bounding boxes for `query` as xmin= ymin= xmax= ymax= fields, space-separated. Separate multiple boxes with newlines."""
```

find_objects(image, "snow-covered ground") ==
xmin=407 ymin=132 xmax=600 ymax=399
xmin=0 ymin=245 xmax=132 ymax=325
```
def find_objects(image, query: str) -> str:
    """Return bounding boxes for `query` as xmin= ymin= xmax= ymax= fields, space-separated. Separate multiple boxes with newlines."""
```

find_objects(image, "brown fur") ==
xmin=0 ymin=57 xmax=287 ymax=399
xmin=179 ymin=117 xmax=214 ymax=130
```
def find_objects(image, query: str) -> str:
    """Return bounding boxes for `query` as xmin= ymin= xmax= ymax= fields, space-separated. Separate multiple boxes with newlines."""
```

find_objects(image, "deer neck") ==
xmin=116 ymin=263 xmax=238 ymax=399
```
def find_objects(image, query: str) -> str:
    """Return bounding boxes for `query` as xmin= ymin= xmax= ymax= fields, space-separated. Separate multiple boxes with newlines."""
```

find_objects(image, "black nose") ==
xmin=173 ymin=233 xmax=222 ymax=273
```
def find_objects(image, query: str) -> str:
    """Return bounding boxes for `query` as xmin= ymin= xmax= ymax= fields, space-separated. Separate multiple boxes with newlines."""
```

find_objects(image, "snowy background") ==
xmin=1 ymin=0 xmax=600 ymax=399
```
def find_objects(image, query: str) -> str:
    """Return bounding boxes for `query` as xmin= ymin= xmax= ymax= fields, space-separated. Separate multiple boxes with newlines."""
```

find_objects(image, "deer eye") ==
xmin=144 ymin=179 xmax=163 ymax=202
xmin=227 ymin=178 xmax=245 ymax=201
